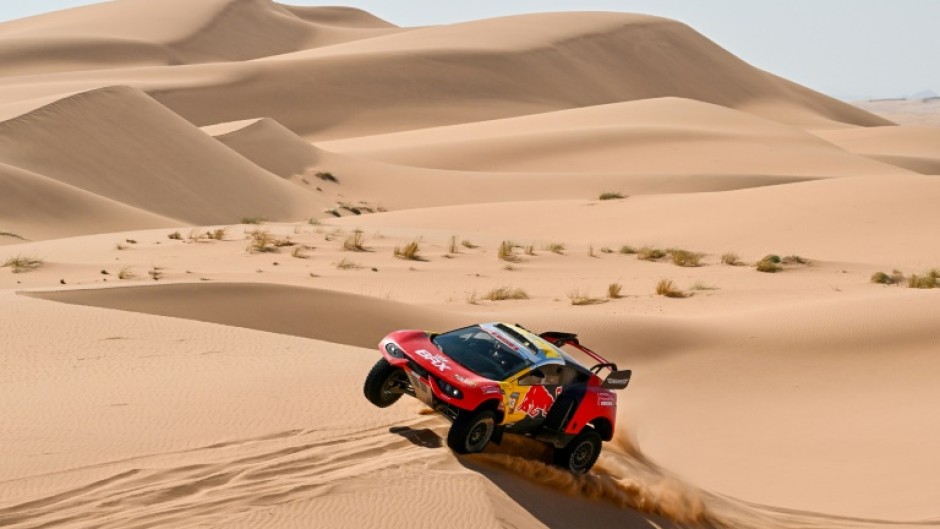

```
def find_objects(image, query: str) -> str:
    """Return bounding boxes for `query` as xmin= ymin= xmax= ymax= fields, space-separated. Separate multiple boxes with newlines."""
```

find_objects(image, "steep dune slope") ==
xmin=323 ymin=98 xmax=909 ymax=176
xmin=0 ymin=0 xmax=401 ymax=76
xmin=0 ymin=86 xmax=325 ymax=228
xmin=204 ymin=118 xmax=324 ymax=179
xmin=0 ymin=163 xmax=179 ymax=241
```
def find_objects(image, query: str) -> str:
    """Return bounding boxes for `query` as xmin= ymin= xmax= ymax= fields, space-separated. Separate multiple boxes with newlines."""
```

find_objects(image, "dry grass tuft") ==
xmin=568 ymin=289 xmax=607 ymax=306
xmin=907 ymin=273 xmax=938 ymax=289
xmin=607 ymin=283 xmax=624 ymax=299
xmin=461 ymin=240 xmax=479 ymax=249
xmin=168 ymin=231 xmax=182 ymax=240
xmin=756 ymin=255 xmax=782 ymax=273
xmin=315 ymin=171 xmax=339 ymax=183
xmin=3 ymin=256 xmax=42 ymax=273
xmin=207 ymin=227 xmax=228 ymax=241
xmin=291 ymin=246 xmax=310 ymax=259
xmin=148 ymin=266 xmax=164 ymax=281
xmin=343 ymin=231 xmax=369 ymax=252
xmin=483 ymin=286 xmax=529 ymax=301
xmin=246 ymin=230 xmax=280 ymax=253
xmin=588 ymin=245 xmax=597 ymax=258
xmin=394 ymin=241 xmax=425 ymax=261
xmin=524 ymin=244 xmax=536 ymax=256
xmin=668 ymin=249 xmax=703 ymax=267
xmin=449 ymin=235 xmax=459 ymax=254
xmin=870 ymin=271 xmax=899 ymax=285
xmin=637 ymin=247 xmax=666 ymax=261
xmin=336 ymin=258 xmax=361 ymax=270
xmin=619 ymin=245 xmax=637 ymax=255
xmin=118 ymin=266 xmax=135 ymax=280
xmin=655 ymin=279 xmax=687 ymax=298
xmin=544 ymin=243 xmax=566 ymax=255
xmin=721 ymin=253 xmax=743 ymax=266
xmin=599 ymin=192 xmax=626 ymax=200
xmin=498 ymin=240 xmax=521 ymax=262
xmin=689 ymin=281 xmax=719 ymax=291
xmin=241 ymin=216 xmax=266 ymax=225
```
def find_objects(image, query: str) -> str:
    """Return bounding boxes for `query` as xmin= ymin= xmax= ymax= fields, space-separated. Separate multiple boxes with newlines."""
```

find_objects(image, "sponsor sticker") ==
xmin=482 ymin=386 xmax=500 ymax=395
xmin=597 ymin=393 xmax=615 ymax=407
xmin=453 ymin=373 xmax=476 ymax=386
xmin=414 ymin=349 xmax=451 ymax=372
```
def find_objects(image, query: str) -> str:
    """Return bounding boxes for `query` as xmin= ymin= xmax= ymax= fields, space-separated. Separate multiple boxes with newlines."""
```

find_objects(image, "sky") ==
xmin=3 ymin=0 xmax=938 ymax=99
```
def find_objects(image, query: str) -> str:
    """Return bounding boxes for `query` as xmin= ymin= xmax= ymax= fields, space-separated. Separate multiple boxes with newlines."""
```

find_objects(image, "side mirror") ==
xmin=518 ymin=369 xmax=545 ymax=386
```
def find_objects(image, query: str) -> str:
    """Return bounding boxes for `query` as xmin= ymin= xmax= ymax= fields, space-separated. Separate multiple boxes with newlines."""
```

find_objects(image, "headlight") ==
xmin=436 ymin=379 xmax=463 ymax=399
xmin=385 ymin=343 xmax=406 ymax=358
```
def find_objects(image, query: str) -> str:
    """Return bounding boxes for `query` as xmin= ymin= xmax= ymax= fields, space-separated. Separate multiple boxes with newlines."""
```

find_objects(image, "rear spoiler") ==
xmin=539 ymin=331 xmax=631 ymax=390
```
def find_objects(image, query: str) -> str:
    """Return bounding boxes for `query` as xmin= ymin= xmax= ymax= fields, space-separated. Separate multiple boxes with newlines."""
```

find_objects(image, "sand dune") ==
xmin=331 ymin=174 xmax=940 ymax=266
xmin=2 ymin=2 xmax=939 ymax=528
xmin=323 ymin=98 xmax=910 ymax=176
xmin=205 ymin=118 xmax=325 ymax=179
xmin=814 ymin=126 xmax=940 ymax=175
xmin=0 ymin=163 xmax=179 ymax=242
xmin=0 ymin=85 xmax=326 ymax=232
xmin=0 ymin=0 xmax=400 ymax=76
xmin=0 ymin=7 xmax=889 ymax=141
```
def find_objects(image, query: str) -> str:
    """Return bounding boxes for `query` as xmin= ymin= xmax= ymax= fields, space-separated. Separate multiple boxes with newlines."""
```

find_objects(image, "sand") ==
xmin=1 ymin=1 xmax=938 ymax=529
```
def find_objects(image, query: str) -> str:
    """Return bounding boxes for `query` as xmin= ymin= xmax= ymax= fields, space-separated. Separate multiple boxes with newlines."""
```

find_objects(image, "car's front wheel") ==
xmin=447 ymin=409 xmax=496 ymax=454
xmin=363 ymin=358 xmax=407 ymax=408
xmin=553 ymin=428 xmax=602 ymax=474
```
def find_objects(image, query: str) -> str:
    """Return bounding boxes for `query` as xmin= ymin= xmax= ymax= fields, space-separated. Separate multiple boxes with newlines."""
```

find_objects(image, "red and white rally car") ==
xmin=363 ymin=322 xmax=631 ymax=473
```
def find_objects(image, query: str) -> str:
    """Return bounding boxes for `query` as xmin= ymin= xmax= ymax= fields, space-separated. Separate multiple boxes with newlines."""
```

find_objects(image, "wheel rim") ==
xmin=466 ymin=417 xmax=494 ymax=452
xmin=571 ymin=440 xmax=595 ymax=471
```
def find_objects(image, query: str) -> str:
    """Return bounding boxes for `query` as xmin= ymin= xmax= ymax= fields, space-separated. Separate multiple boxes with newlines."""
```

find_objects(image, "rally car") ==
xmin=363 ymin=322 xmax=631 ymax=473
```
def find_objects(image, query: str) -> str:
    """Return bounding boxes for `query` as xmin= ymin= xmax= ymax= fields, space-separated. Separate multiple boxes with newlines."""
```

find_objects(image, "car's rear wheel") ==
xmin=553 ymin=428 xmax=602 ymax=474
xmin=363 ymin=358 xmax=408 ymax=408
xmin=447 ymin=409 xmax=496 ymax=454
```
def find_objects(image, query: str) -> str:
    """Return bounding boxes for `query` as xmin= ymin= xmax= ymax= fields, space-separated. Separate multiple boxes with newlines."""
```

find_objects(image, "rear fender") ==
xmin=564 ymin=389 xmax=616 ymax=438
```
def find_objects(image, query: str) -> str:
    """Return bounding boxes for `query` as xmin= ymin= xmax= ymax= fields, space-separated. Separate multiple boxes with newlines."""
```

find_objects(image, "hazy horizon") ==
xmin=3 ymin=0 xmax=938 ymax=100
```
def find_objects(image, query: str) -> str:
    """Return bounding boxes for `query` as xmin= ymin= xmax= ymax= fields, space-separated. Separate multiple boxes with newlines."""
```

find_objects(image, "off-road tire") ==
xmin=447 ymin=409 xmax=496 ymax=454
xmin=363 ymin=358 xmax=406 ymax=408
xmin=553 ymin=428 xmax=602 ymax=474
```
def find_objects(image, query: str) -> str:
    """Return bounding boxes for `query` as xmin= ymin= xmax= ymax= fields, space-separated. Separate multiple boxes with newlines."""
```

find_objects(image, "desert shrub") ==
xmin=148 ymin=266 xmax=164 ymax=281
xmin=599 ymin=192 xmax=626 ymax=200
xmin=498 ymin=240 xmax=521 ymax=262
xmin=619 ymin=245 xmax=637 ymax=255
xmin=394 ymin=241 xmax=424 ymax=261
xmin=655 ymin=279 xmax=686 ymax=298
xmin=756 ymin=255 xmax=782 ymax=273
xmin=721 ymin=253 xmax=742 ymax=266
xmin=343 ymin=231 xmax=369 ymax=252
xmin=637 ymin=247 xmax=666 ymax=261
xmin=207 ymin=227 xmax=228 ymax=241
xmin=907 ymin=274 xmax=938 ymax=289
xmin=600 ymin=247 xmax=614 ymax=254
xmin=668 ymin=249 xmax=703 ymax=267
xmin=241 ymin=216 xmax=266 ymax=225
xmin=569 ymin=290 xmax=607 ymax=305
xmin=870 ymin=271 xmax=896 ymax=285
xmin=2 ymin=256 xmax=42 ymax=273
xmin=544 ymin=243 xmax=566 ymax=255
xmin=118 ymin=266 xmax=135 ymax=280
xmin=291 ymin=246 xmax=310 ymax=259
xmin=483 ymin=287 xmax=529 ymax=301
xmin=168 ymin=231 xmax=183 ymax=240
xmin=246 ymin=230 xmax=279 ymax=253
xmin=608 ymin=283 xmax=624 ymax=299
xmin=316 ymin=171 xmax=339 ymax=183
xmin=336 ymin=259 xmax=361 ymax=270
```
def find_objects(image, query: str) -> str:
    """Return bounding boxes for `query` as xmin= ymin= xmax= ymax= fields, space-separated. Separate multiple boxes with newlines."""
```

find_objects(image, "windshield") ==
xmin=432 ymin=326 xmax=532 ymax=380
